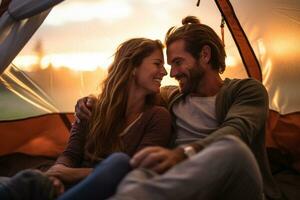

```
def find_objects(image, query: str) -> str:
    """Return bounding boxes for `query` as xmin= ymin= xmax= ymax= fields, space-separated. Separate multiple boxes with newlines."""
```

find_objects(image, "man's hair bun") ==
xmin=182 ymin=16 xmax=200 ymax=25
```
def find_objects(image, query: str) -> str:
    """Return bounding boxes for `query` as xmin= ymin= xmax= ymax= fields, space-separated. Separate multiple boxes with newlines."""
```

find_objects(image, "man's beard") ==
xmin=182 ymin=62 xmax=204 ymax=95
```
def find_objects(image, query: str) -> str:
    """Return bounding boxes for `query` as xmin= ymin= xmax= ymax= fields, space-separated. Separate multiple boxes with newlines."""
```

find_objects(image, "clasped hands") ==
xmin=45 ymin=164 xmax=93 ymax=197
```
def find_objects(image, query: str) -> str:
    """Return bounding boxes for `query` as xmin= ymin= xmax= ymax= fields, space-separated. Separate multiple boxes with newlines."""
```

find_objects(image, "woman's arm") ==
xmin=47 ymin=121 xmax=90 ymax=184
xmin=55 ymin=121 xmax=87 ymax=167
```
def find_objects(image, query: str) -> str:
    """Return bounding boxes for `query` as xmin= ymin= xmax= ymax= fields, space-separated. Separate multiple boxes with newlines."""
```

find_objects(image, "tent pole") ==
xmin=214 ymin=0 xmax=262 ymax=81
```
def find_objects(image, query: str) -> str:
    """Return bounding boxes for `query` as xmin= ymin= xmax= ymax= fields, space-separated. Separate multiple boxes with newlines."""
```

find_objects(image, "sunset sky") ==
xmin=10 ymin=0 xmax=300 ymax=114
xmin=13 ymin=0 xmax=245 ymax=85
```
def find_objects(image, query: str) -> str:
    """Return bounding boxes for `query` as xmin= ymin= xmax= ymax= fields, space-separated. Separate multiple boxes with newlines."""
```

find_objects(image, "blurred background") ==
xmin=1 ymin=0 xmax=299 ymax=120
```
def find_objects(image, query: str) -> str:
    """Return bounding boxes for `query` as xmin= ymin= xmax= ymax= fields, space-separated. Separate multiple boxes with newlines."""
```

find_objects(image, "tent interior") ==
xmin=0 ymin=0 xmax=299 ymax=199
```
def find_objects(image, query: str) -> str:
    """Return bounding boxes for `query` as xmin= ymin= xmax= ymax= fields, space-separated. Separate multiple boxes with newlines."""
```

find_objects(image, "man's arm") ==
xmin=157 ymin=86 xmax=181 ymax=109
xmin=191 ymin=78 xmax=269 ymax=149
xmin=75 ymin=88 xmax=178 ymax=120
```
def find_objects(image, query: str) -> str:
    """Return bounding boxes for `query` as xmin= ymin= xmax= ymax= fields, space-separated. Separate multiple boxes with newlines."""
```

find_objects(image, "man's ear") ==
xmin=200 ymin=45 xmax=211 ymax=64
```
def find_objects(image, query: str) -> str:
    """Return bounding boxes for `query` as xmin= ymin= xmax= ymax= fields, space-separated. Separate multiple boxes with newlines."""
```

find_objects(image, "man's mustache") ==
xmin=175 ymin=74 xmax=187 ymax=81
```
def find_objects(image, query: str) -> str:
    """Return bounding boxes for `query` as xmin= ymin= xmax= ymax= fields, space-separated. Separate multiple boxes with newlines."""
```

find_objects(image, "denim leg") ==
xmin=58 ymin=152 xmax=132 ymax=200
xmin=0 ymin=177 xmax=11 ymax=200
xmin=0 ymin=170 xmax=55 ymax=200
xmin=110 ymin=136 xmax=264 ymax=200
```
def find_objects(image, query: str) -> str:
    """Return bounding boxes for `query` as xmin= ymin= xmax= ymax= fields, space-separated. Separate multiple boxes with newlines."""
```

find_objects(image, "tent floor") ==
xmin=0 ymin=153 xmax=55 ymax=177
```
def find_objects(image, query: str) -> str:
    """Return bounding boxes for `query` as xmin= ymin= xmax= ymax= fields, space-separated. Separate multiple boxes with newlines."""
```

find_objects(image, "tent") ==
xmin=0 ymin=0 xmax=299 ymax=198
xmin=0 ymin=0 xmax=72 ymax=160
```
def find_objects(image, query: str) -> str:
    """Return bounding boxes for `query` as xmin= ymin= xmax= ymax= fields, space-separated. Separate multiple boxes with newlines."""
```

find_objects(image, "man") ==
xmin=76 ymin=16 xmax=282 ymax=200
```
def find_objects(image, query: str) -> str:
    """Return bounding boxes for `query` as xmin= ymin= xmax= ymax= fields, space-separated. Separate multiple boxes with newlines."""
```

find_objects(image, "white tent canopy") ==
xmin=231 ymin=0 xmax=300 ymax=115
xmin=0 ymin=0 xmax=64 ymax=74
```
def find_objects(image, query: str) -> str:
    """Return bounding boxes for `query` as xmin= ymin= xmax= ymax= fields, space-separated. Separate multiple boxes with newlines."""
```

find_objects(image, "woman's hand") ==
xmin=46 ymin=164 xmax=92 ymax=184
xmin=46 ymin=164 xmax=76 ymax=184
xmin=47 ymin=176 xmax=65 ymax=197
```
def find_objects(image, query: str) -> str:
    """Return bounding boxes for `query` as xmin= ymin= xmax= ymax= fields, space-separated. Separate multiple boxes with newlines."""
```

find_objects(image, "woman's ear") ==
xmin=200 ymin=45 xmax=211 ymax=64
xmin=132 ymin=68 xmax=137 ymax=76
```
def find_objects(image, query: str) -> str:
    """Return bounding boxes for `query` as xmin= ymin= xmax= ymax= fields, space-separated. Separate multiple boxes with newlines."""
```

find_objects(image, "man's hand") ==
xmin=75 ymin=95 xmax=96 ymax=121
xmin=130 ymin=147 xmax=186 ymax=174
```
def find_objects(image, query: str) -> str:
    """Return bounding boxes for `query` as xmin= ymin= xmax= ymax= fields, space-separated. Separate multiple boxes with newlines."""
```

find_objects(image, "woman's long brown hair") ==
xmin=85 ymin=38 xmax=163 ymax=162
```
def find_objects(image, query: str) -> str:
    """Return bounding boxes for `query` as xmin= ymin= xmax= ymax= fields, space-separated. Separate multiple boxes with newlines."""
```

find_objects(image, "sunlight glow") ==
xmin=270 ymin=37 xmax=300 ymax=56
xmin=13 ymin=55 xmax=39 ymax=70
xmin=262 ymin=58 xmax=272 ymax=82
xmin=225 ymin=56 xmax=237 ymax=67
xmin=257 ymin=39 xmax=266 ymax=59
xmin=14 ymin=53 xmax=113 ymax=72
xmin=41 ymin=53 xmax=112 ymax=71
xmin=271 ymin=88 xmax=281 ymax=113
xmin=45 ymin=0 xmax=132 ymax=26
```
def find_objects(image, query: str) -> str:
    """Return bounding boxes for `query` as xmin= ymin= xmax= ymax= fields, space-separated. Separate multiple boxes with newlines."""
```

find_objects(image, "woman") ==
xmin=46 ymin=38 xmax=172 ymax=199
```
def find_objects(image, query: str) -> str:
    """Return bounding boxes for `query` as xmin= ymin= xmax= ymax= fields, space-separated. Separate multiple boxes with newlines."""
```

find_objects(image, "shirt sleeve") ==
xmin=135 ymin=106 xmax=172 ymax=152
xmin=55 ymin=121 xmax=88 ymax=167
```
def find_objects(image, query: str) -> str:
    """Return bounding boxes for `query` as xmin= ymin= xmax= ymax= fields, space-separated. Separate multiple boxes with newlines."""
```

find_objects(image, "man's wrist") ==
xmin=173 ymin=147 xmax=187 ymax=161
xmin=179 ymin=142 xmax=204 ymax=158
xmin=181 ymin=145 xmax=197 ymax=158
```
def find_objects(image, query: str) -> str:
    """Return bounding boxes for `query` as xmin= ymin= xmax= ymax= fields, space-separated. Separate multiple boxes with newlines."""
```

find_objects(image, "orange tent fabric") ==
xmin=267 ymin=110 xmax=300 ymax=172
xmin=0 ymin=113 xmax=74 ymax=157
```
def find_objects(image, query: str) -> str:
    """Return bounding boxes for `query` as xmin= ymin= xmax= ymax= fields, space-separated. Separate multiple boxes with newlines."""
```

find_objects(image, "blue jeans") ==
xmin=58 ymin=152 xmax=132 ymax=200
